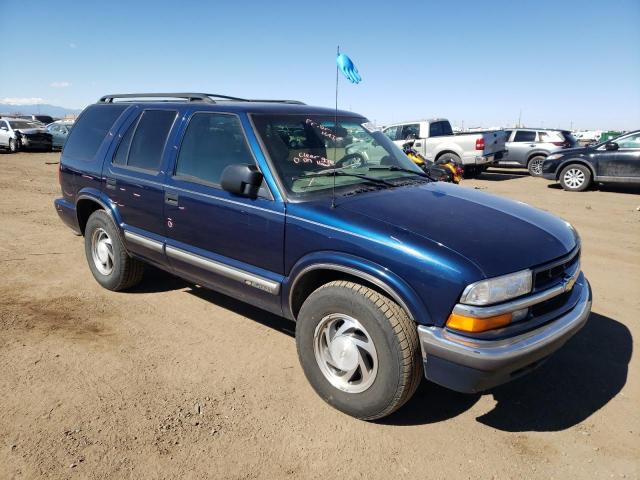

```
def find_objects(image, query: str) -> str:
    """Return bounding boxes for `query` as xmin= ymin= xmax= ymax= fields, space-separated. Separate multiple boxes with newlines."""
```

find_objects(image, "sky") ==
xmin=1 ymin=0 xmax=639 ymax=131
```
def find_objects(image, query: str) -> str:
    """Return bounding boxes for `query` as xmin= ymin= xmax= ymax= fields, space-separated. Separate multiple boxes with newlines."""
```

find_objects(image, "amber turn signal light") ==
xmin=446 ymin=312 xmax=512 ymax=333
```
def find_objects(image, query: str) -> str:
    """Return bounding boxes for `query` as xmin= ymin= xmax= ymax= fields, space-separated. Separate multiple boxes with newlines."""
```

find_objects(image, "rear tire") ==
xmin=527 ymin=155 xmax=546 ymax=176
xmin=559 ymin=164 xmax=591 ymax=192
xmin=84 ymin=210 xmax=144 ymax=291
xmin=296 ymin=281 xmax=422 ymax=420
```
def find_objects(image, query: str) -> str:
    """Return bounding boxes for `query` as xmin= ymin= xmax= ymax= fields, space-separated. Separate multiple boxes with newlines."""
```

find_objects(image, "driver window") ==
xmin=401 ymin=124 xmax=420 ymax=140
xmin=175 ymin=112 xmax=256 ymax=186
xmin=616 ymin=133 xmax=640 ymax=150
xmin=383 ymin=126 xmax=399 ymax=141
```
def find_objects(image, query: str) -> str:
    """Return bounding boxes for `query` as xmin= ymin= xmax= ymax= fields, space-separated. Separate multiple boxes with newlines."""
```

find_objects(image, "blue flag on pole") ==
xmin=337 ymin=53 xmax=362 ymax=84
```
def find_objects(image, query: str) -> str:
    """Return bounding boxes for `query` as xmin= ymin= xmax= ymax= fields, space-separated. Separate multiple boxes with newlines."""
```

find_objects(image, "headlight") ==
xmin=460 ymin=269 xmax=532 ymax=306
xmin=546 ymin=153 xmax=563 ymax=161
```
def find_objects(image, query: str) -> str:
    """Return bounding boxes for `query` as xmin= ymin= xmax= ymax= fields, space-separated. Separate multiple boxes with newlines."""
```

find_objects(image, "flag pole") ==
xmin=331 ymin=45 xmax=339 ymax=209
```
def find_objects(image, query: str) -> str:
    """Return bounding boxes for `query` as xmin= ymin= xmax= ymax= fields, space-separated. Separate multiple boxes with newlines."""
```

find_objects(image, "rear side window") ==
xmin=114 ymin=110 xmax=177 ymax=171
xmin=513 ymin=130 xmax=537 ymax=142
xmin=174 ymin=112 xmax=254 ymax=186
xmin=429 ymin=121 xmax=453 ymax=137
xmin=63 ymin=104 xmax=127 ymax=161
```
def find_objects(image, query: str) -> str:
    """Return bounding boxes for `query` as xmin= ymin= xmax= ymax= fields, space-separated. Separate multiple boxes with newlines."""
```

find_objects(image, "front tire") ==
xmin=559 ymin=164 xmax=591 ymax=192
xmin=527 ymin=155 xmax=546 ymax=176
xmin=84 ymin=210 xmax=144 ymax=291
xmin=8 ymin=138 xmax=18 ymax=153
xmin=296 ymin=281 xmax=422 ymax=420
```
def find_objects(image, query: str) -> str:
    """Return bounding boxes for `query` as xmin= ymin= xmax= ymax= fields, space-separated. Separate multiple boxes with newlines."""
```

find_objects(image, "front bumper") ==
xmin=417 ymin=275 xmax=591 ymax=393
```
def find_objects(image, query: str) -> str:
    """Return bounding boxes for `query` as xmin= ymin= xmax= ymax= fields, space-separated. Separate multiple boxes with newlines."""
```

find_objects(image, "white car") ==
xmin=0 ymin=117 xmax=53 ymax=152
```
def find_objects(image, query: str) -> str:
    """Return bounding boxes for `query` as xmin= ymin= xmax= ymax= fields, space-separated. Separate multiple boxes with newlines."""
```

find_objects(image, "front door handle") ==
xmin=165 ymin=192 xmax=179 ymax=206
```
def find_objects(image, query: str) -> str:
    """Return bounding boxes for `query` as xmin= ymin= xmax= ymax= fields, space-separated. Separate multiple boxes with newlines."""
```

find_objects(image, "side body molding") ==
xmin=283 ymin=252 xmax=432 ymax=325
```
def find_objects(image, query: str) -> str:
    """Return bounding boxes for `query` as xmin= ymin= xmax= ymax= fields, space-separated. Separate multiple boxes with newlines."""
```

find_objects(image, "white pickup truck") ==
xmin=382 ymin=119 xmax=507 ymax=177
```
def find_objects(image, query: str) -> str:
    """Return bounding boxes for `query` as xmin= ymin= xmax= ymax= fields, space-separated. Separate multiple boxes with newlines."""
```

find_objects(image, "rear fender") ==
xmin=76 ymin=187 xmax=124 ymax=232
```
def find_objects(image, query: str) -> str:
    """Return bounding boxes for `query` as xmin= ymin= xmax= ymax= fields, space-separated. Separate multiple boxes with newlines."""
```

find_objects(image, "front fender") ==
xmin=282 ymin=251 xmax=433 ymax=325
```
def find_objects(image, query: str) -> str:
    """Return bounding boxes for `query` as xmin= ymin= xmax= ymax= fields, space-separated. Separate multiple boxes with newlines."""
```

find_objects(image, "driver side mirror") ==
xmin=605 ymin=142 xmax=619 ymax=151
xmin=0 ymin=126 xmax=7 ymax=131
xmin=220 ymin=164 xmax=263 ymax=197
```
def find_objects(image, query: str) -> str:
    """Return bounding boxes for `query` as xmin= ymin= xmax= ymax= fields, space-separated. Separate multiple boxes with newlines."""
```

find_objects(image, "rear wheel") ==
xmin=559 ymin=164 xmax=591 ymax=192
xmin=527 ymin=155 xmax=546 ymax=176
xmin=84 ymin=210 xmax=144 ymax=290
xmin=296 ymin=281 xmax=422 ymax=420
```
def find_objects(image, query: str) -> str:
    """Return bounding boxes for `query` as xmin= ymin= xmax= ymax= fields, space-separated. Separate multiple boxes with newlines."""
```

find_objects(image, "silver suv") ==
xmin=496 ymin=128 xmax=577 ymax=176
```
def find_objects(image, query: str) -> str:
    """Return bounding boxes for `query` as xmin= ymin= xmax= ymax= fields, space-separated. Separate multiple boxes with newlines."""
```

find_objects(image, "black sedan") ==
xmin=541 ymin=130 xmax=640 ymax=191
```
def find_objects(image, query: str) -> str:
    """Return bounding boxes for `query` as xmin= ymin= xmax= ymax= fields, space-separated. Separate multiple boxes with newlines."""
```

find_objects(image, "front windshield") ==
xmin=9 ymin=121 xmax=40 ymax=129
xmin=252 ymin=114 xmax=424 ymax=198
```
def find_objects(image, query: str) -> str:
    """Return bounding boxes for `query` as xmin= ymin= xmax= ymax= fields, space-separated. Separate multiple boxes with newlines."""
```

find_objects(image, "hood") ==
xmin=553 ymin=146 xmax=591 ymax=157
xmin=327 ymin=182 xmax=577 ymax=278
xmin=15 ymin=127 xmax=49 ymax=135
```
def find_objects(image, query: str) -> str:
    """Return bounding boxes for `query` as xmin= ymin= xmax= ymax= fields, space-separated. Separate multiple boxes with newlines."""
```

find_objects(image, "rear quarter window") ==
xmin=63 ymin=104 xmax=128 ymax=161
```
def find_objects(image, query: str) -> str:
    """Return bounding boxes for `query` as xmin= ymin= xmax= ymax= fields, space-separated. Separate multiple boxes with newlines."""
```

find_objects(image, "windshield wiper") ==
xmin=368 ymin=165 xmax=435 ymax=181
xmin=293 ymin=169 xmax=395 ymax=187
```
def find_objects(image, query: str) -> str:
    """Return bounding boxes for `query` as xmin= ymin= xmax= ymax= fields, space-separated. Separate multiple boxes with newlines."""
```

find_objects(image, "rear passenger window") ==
xmin=174 ymin=112 xmax=254 ymax=186
xmin=514 ymin=131 xmax=537 ymax=142
xmin=124 ymin=110 xmax=176 ymax=171
xmin=113 ymin=115 xmax=139 ymax=165
xmin=63 ymin=104 xmax=127 ymax=161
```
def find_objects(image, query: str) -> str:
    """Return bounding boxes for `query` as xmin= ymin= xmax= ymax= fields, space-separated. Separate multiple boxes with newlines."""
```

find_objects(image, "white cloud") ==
xmin=50 ymin=81 xmax=72 ymax=88
xmin=69 ymin=42 xmax=77 ymax=48
xmin=0 ymin=97 xmax=46 ymax=105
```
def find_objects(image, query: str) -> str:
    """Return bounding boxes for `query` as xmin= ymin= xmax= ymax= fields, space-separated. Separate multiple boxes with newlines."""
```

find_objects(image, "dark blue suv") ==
xmin=55 ymin=93 xmax=592 ymax=420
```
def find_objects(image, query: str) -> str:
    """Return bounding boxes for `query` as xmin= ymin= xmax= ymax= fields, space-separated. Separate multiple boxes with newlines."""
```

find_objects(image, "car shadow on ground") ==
xmin=126 ymin=267 xmax=296 ymax=337
xmin=381 ymin=312 xmax=632 ymax=431
xmin=127 ymin=270 xmax=631 ymax=433
xmin=479 ymin=168 xmax=530 ymax=181
xmin=547 ymin=182 xmax=640 ymax=195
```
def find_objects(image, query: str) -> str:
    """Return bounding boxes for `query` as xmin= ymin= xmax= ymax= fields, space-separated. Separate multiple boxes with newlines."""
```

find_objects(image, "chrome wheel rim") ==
xmin=313 ymin=313 xmax=378 ymax=393
xmin=564 ymin=168 xmax=585 ymax=189
xmin=530 ymin=158 xmax=544 ymax=175
xmin=91 ymin=228 xmax=114 ymax=275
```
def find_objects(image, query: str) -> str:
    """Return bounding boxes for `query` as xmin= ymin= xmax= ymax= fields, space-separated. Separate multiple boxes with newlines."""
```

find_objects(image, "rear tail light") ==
xmin=475 ymin=138 xmax=485 ymax=150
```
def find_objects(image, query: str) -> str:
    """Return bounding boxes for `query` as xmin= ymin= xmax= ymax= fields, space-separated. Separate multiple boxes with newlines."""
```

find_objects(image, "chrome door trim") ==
xmin=165 ymin=245 xmax=280 ymax=295
xmin=124 ymin=230 xmax=164 ymax=253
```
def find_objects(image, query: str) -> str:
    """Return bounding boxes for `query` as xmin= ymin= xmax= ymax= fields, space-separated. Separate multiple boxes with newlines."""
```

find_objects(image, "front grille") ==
xmin=533 ymin=248 xmax=580 ymax=292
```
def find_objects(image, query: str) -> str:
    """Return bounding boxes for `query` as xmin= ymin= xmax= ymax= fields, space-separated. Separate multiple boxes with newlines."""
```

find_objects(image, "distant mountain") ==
xmin=0 ymin=103 xmax=83 ymax=118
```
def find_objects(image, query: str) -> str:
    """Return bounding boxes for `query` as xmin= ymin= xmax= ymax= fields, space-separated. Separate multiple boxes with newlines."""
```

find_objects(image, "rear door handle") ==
xmin=165 ymin=192 xmax=179 ymax=206
xmin=106 ymin=178 xmax=116 ymax=190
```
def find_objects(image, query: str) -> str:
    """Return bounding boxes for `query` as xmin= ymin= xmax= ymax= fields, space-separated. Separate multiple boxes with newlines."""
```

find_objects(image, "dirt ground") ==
xmin=0 ymin=152 xmax=638 ymax=480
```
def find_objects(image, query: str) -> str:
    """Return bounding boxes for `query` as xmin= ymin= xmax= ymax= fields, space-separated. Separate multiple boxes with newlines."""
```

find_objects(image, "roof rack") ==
xmin=98 ymin=93 xmax=305 ymax=105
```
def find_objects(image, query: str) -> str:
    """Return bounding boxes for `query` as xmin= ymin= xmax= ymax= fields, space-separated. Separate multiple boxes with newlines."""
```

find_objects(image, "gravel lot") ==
xmin=1 ymin=152 xmax=638 ymax=479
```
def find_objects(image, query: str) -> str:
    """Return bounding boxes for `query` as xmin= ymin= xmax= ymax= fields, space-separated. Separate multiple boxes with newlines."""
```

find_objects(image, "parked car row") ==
xmin=383 ymin=116 xmax=639 ymax=192
xmin=0 ymin=116 xmax=73 ymax=153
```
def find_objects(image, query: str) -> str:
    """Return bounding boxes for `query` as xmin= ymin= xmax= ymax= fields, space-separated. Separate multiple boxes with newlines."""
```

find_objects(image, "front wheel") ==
xmin=84 ymin=210 xmax=144 ymax=291
xmin=296 ymin=281 xmax=422 ymax=420
xmin=8 ymin=138 xmax=18 ymax=153
xmin=559 ymin=164 xmax=591 ymax=192
xmin=527 ymin=155 xmax=546 ymax=176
